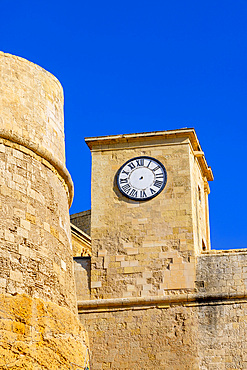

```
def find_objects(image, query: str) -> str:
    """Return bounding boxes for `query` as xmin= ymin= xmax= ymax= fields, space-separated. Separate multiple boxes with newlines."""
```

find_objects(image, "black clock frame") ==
xmin=116 ymin=156 xmax=167 ymax=201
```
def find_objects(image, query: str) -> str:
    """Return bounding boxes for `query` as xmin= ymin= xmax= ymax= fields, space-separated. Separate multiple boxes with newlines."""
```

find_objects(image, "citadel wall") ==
xmin=77 ymin=249 xmax=247 ymax=369
xmin=0 ymin=52 xmax=89 ymax=370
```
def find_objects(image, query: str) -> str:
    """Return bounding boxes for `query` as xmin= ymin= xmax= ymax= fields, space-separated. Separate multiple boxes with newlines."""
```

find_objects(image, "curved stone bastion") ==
xmin=0 ymin=52 xmax=89 ymax=369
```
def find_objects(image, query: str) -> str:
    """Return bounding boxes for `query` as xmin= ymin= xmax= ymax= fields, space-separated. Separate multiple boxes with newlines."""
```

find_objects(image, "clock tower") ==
xmin=85 ymin=128 xmax=213 ymax=299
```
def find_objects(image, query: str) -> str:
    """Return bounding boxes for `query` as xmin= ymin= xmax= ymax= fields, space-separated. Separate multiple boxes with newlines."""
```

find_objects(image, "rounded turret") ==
xmin=0 ymin=52 xmax=89 ymax=369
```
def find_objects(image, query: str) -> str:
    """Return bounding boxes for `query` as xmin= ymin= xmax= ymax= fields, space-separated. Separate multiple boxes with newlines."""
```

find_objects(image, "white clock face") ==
xmin=117 ymin=156 xmax=167 ymax=201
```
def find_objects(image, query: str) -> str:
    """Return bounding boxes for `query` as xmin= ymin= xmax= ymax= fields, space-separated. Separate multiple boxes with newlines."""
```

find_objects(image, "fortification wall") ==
xmin=79 ymin=304 xmax=200 ymax=369
xmin=78 ymin=250 xmax=247 ymax=369
xmin=197 ymin=250 xmax=247 ymax=295
xmin=0 ymin=52 xmax=89 ymax=369
xmin=79 ymin=299 xmax=247 ymax=369
xmin=196 ymin=251 xmax=247 ymax=368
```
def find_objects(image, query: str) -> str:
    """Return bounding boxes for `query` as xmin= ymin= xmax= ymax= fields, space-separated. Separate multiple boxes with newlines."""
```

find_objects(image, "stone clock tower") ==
xmin=85 ymin=129 xmax=213 ymax=300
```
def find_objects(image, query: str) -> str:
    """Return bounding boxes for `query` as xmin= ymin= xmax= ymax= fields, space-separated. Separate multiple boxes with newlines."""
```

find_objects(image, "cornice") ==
xmin=85 ymin=128 xmax=213 ymax=181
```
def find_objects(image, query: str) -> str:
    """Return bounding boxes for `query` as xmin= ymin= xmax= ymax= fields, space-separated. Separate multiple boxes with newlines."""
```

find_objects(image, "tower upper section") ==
xmin=0 ymin=52 xmax=73 ymax=205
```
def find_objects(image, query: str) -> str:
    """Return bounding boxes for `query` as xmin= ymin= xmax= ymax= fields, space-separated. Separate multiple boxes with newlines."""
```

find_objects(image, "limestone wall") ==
xmin=78 ymin=250 xmax=247 ymax=369
xmin=0 ymin=142 xmax=77 ymax=310
xmin=197 ymin=300 xmax=247 ymax=369
xmin=1 ymin=294 xmax=89 ymax=370
xmin=79 ymin=304 xmax=199 ymax=369
xmin=74 ymin=257 xmax=91 ymax=300
xmin=197 ymin=249 xmax=247 ymax=295
xmin=71 ymin=222 xmax=91 ymax=257
xmin=79 ymin=296 xmax=247 ymax=369
xmin=0 ymin=52 xmax=90 ymax=369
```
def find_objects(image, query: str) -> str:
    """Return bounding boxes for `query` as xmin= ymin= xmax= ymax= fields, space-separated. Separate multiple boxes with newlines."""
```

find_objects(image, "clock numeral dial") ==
xmin=117 ymin=156 xmax=167 ymax=201
xmin=120 ymin=178 xmax=128 ymax=184
xmin=154 ymin=180 xmax=163 ymax=188
xmin=152 ymin=165 xmax=160 ymax=172
xmin=129 ymin=189 xmax=138 ymax=198
xmin=128 ymin=162 xmax=136 ymax=170
xmin=122 ymin=184 xmax=131 ymax=193
xmin=140 ymin=190 xmax=147 ymax=198
xmin=155 ymin=173 xmax=164 ymax=179
xmin=136 ymin=159 xmax=144 ymax=167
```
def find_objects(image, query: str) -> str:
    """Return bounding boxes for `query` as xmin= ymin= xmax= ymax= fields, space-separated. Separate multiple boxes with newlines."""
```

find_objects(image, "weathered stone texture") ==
xmin=79 ymin=296 xmax=247 ymax=369
xmin=197 ymin=250 xmax=247 ymax=295
xmin=79 ymin=305 xmax=200 ymax=370
xmin=76 ymin=248 xmax=247 ymax=369
xmin=0 ymin=142 xmax=77 ymax=311
xmin=197 ymin=301 xmax=247 ymax=369
xmin=0 ymin=51 xmax=65 ymax=165
xmin=74 ymin=257 xmax=91 ymax=300
xmin=189 ymin=149 xmax=211 ymax=253
xmin=0 ymin=294 xmax=89 ymax=370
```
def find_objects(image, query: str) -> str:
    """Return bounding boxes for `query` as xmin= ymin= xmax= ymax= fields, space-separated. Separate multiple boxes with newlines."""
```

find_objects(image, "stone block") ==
xmin=91 ymin=281 xmax=102 ymax=288
xmin=10 ymin=270 xmax=23 ymax=283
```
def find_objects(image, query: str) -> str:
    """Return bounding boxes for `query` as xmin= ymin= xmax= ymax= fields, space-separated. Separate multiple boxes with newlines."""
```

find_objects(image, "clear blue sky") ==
xmin=1 ymin=0 xmax=247 ymax=250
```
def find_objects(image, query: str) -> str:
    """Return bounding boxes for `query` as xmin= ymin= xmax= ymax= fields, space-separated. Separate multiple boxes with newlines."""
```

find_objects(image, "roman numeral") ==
xmin=150 ymin=188 xmax=156 ymax=195
xmin=136 ymin=159 xmax=144 ymax=166
xmin=122 ymin=170 xmax=129 ymax=176
xmin=122 ymin=184 xmax=131 ymax=193
xmin=120 ymin=178 xmax=128 ymax=184
xmin=128 ymin=162 xmax=135 ymax=170
xmin=129 ymin=189 xmax=138 ymax=198
xmin=147 ymin=160 xmax=152 ymax=168
xmin=155 ymin=173 xmax=164 ymax=179
xmin=140 ymin=190 xmax=147 ymax=198
xmin=153 ymin=165 xmax=160 ymax=172
xmin=154 ymin=180 xmax=163 ymax=188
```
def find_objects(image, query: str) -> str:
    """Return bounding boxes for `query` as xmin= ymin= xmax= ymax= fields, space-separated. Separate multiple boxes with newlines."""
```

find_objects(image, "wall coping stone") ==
xmin=201 ymin=248 xmax=247 ymax=255
xmin=78 ymin=291 xmax=247 ymax=312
